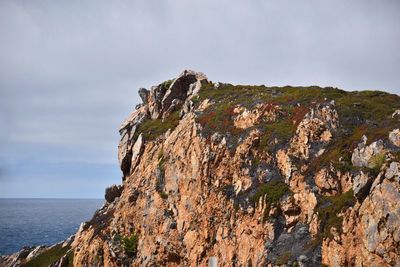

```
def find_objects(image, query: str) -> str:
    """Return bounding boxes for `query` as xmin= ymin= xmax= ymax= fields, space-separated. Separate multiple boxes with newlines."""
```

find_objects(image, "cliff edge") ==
xmin=3 ymin=70 xmax=400 ymax=266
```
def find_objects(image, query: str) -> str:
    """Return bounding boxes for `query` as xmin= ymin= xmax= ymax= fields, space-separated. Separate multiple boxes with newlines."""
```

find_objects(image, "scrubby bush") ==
xmin=317 ymin=190 xmax=355 ymax=238
xmin=250 ymin=180 xmax=291 ymax=221
xmin=369 ymin=152 xmax=386 ymax=176
xmin=122 ymin=232 xmax=139 ymax=257
xmin=133 ymin=111 xmax=180 ymax=141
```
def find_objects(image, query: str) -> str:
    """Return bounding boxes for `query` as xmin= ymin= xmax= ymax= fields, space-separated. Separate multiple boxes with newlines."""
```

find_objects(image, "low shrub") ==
xmin=317 ymin=190 xmax=355 ymax=239
xmin=369 ymin=152 xmax=386 ymax=176
xmin=134 ymin=111 xmax=180 ymax=141
xmin=250 ymin=180 xmax=291 ymax=221
xmin=122 ymin=232 xmax=139 ymax=257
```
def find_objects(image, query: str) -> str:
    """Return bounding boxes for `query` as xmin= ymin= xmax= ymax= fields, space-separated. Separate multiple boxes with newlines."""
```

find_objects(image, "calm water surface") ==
xmin=0 ymin=198 xmax=102 ymax=255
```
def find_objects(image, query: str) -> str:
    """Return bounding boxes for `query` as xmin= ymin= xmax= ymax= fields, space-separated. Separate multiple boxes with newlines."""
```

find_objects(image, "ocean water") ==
xmin=0 ymin=198 xmax=103 ymax=255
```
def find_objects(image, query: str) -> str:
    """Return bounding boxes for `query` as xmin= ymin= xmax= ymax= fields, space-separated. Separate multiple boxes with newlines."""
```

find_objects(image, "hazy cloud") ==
xmin=0 ymin=0 xmax=399 ymax=197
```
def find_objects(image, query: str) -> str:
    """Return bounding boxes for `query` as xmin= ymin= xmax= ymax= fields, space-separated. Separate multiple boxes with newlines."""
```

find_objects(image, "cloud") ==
xmin=0 ymin=0 xmax=399 ymax=197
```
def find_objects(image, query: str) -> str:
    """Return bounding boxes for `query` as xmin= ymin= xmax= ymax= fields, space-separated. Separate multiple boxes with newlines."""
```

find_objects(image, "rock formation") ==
xmin=2 ymin=70 xmax=400 ymax=266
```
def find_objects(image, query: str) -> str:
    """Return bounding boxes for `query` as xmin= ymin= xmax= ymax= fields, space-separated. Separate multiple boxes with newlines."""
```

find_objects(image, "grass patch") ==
xmin=250 ymin=180 xmax=291 ymax=221
xmin=260 ymin=119 xmax=295 ymax=149
xmin=134 ymin=111 xmax=180 ymax=141
xmin=67 ymin=250 xmax=74 ymax=267
xmin=316 ymin=190 xmax=355 ymax=239
xmin=122 ymin=231 xmax=139 ymax=257
xmin=156 ymin=149 xmax=168 ymax=199
xmin=197 ymin=100 xmax=241 ymax=136
xmin=194 ymin=82 xmax=399 ymax=167
xmin=161 ymin=79 xmax=174 ymax=89
xmin=22 ymin=244 xmax=70 ymax=267
xmin=368 ymin=152 xmax=386 ymax=176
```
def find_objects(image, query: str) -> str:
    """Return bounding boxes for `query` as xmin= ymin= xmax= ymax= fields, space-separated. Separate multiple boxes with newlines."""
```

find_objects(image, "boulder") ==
xmin=351 ymin=136 xmax=385 ymax=167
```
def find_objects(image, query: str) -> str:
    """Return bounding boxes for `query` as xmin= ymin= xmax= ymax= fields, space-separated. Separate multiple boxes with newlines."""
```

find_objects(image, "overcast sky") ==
xmin=0 ymin=0 xmax=399 ymax=198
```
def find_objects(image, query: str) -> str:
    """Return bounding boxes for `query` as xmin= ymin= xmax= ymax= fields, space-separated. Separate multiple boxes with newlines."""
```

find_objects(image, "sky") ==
xmin=0 ymin=0 xmax=399 ymax=198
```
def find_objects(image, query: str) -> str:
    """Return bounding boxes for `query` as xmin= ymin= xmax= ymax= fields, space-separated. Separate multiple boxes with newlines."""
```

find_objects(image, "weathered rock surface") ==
xmin=290 ymin=101 xmax=339 ymax=160
xmin=352 ymin=136 xmax=385 ymax=168
xmin=389 ymin=128 xmax=400 ymax=147
xmin=233 ymin=103 xmax=281 ymax=129
xmin=5 ymin=71 xmax=400 ymax=266
xmin=0 ymin=246 xmax=46 ymax=266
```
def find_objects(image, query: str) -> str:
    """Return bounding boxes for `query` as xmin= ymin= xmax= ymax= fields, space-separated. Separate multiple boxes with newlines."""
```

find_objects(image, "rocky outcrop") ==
xmin=233 ymin=104 xmax=281 ymax=129
xmin=117 ymin=70 xmax=208 ymax=179
xmin=360 ymin=176 xmax=400 ymax=265
xmin=389 ymin=128 xmax=400 ymax=147
xmin=290 ymin=101 xmax=339 ymax=160
xmin=5 ymin=71 xmax=400 ymax=266
xmin=0 ymin=246 xmax=46 ymax=266
xmin=0 ymin=236 xmax=74 ymax=267
xmin=352 ymin=136 xmax=386 ymax=168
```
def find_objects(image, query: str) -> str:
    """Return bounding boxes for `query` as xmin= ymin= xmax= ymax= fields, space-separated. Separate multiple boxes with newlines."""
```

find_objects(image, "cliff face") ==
xmin=70 ymin=70 xmax=400 ymax=267
xmin=3 ymin=70 xmax=400 ymax=267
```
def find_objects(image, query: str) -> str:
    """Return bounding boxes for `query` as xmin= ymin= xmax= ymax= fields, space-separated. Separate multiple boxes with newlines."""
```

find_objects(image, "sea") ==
xmin=0 ymin=198 xmax=103 ymax=255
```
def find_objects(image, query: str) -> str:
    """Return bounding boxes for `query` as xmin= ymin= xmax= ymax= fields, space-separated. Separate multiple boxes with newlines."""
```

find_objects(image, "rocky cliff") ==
xmin=3 ymin=70 xmax=400 ymax=267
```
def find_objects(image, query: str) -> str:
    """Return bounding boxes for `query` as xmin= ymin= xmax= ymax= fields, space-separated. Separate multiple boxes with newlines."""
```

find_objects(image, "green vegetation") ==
xmin=250 ymin=180 xmax=291 ymax=205
xmin=250 ymin=180 xmax=291 ymax=221
xmin=134 ymin=80 xmax=399 ymax=169
xmin=22 ymin=244 xmax=71 ymax=267
xmin=197 ymin=84 xmax=396 ymax=148
xmin=66 ymin=250 xmax=74 ymax=267
xmin=195 ymin=83 xmax=399 ymax=156
xmin=233 ymin=203 xmax=240 ymax=212
xmin=276 ymin=250 xmax=292 ymax=265
xmin=309 ymin=126 xmax=366 ymax=173
xmin=158 ymin=149 xmax=165 ymax=168
xmin=158 ymin=191 xmax=168 ymax=199
xmin=161 ymin=79 xmax=174 ymax=89
xmin=317 ymin=190 xmax=355 ymax=238
xmin=260 ymin=119 xmax=295 ymax=148
xmin=197 ymin=100 xmax=241 ymax=136
xmin=134 ymin=111 xmax=180 ymax=141
xmin=369 ymin=152 xmax=386 ymax=176
xmin=122 ymin=231 xmax=139 ymax=257
xmin=155 ymin=149 xmax=168 ymax=199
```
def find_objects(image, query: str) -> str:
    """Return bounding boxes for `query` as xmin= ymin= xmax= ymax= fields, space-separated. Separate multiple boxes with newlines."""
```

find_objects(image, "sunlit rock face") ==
xmin=4 ymin=70 xmax=400 ymax=267
xmin=74 ymin=71 xmax=400 ymax=266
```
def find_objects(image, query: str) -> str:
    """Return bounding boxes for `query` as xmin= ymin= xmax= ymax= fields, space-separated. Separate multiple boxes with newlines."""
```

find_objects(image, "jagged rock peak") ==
xmin=117 ymin=70 xmax=209 ymax=178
